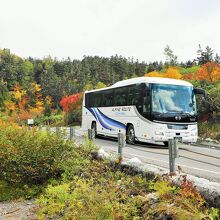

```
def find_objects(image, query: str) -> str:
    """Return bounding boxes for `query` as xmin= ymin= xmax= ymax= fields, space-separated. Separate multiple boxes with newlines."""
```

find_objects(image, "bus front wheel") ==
xmin=126 ymin=125 xmax=135 ymax=144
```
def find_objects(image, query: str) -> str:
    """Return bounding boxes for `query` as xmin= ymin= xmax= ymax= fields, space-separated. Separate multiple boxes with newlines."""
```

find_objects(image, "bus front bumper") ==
xmin=154 ymin=131 xmax=198 ymax=143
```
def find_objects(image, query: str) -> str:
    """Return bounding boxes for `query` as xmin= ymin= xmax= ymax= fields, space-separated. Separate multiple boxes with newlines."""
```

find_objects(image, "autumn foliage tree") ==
xmin=3 ymin=83 xmax=49 ymax=123
xmin=195 ymin=62 xmax=220 ymax=82
xmin=145 ymin=71 xmax=163 ymax=78
xmin=144 ymin=67 xmax=182 ymax=79
xmin=182 ymin=62 xmax=220 ymax=82
xmin=60 ymin=93 xmax=83 ymax=112
xmin=4 ymin=83 xmax=29 ymax=120
xmin=165 ymin=67 xmax=182 ymax=79
xmin=60 ymin=93 xmax=83 ymax=125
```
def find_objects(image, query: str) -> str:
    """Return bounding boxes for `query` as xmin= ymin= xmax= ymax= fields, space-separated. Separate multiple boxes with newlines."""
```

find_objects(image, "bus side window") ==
xmin=102 ymin=89 xmax=114 ymax=107
xmin=85 ymin=93 xmax=92 ymax=108
xmin=114 ymin=87 xmax=127 ymax=106
xmin=85 ymin=93 xmax=89 ymax=107
xmin=94 ymin=92 xmax=102 ymax=107
xmin=127 ymin=86 xmax=134 ymax=105
xmin=128 ymin=84 xmax=142 ymax=109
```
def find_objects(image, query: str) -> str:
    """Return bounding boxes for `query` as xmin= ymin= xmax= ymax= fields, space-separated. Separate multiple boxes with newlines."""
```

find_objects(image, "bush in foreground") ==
xmin=0 ymin=120 xmax=219 ymax=219
xmin=37 ymin=158 xmax=220 ymax=220
xmin=0 ymin=120 xmax=77 ymax=185
xmin=0 ymin=120 xmax=96 ymax=201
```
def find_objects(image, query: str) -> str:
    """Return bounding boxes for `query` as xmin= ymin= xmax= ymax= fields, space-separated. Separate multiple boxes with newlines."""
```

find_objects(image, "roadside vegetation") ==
xmin=198 ymin=122 xmax=220 ymax=141
xmin=0 ymin=45 xmax=219 ymax=217
xmin=0 ymin=120 xmax=219 ymax=219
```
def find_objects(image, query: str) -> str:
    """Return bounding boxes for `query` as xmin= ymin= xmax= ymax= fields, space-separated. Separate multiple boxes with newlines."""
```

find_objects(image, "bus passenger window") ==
xmin=114 ymin=87 xmax=127 ymax=106
xmin=102 ymin=90 xmax=114 ymax=107
xmin=128 ymin=85 xmax=142 ymax=108
xmin=85 ymin=93 xmax=93 ymax=108
xmin=94 ymin=93 xmax=102 ymax=107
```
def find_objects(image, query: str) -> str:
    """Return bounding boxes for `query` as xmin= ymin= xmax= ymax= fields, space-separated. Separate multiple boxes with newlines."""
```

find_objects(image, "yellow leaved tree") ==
xmin=144 ymin=67 xmax=182 ymax=80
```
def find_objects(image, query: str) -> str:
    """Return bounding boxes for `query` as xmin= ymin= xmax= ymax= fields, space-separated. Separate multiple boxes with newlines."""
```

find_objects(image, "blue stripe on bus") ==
xmin=88 ymin=108 xmax=126 ymax=130
xmin=95 ymin=109 xmax=113 ymax=130
xmin=88 ymin=108 xmax=113 ymax=130
xmin=97 ymin=109 xmax=126 ymax=130
xmin=88 ymin=108 xmax=98 ymax=121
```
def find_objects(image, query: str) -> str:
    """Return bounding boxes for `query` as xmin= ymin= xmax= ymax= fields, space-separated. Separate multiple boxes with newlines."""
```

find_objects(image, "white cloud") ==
xmin=0 ymin=0 xmax=220 ymax=62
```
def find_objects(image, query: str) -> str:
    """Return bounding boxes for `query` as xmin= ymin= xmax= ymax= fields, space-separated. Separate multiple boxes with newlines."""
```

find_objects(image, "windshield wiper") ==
xmin=158 ymin=112 xmax=175 ymax=117
xmin=179 ymin=112 xmax=194 ymax=117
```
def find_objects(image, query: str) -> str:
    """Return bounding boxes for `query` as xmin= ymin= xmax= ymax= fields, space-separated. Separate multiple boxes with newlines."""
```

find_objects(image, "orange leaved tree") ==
xmin=60 ymin=93 xmax=83 ymax=125
xmin=194 ymin=62 xmax=220 ymax=82
xmin=144 ymin=67 xmax=182 ymax=79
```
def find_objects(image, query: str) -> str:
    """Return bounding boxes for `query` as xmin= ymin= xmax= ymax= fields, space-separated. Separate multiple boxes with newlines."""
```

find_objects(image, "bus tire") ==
xmin=126 ymin=124 xmax=135 ymax=144
xmin=91 ymin=122 xmax=97 ymax=138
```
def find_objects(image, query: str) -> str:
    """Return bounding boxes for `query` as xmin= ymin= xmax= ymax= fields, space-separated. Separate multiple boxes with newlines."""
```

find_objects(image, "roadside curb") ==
xmin=97 ymin=148 xmax=220 ymax=209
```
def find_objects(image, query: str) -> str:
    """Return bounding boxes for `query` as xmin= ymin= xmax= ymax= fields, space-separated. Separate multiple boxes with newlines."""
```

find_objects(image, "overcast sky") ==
xmin=1 ymin=0 xmax=220 ymax=62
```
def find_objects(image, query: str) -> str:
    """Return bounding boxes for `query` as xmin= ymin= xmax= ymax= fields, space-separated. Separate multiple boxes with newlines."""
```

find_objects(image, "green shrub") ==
xmin=37 ymin=180 xmax=115 ymax=220
xmin=179 ymin=65 xmax=199 ymax=74
xmin=34 ymin=114 xmax=64 ymax=126
xmin=37 ymin=175 xmax=147 ymax=220
xmin=38 ymin=161 xmax=219 ymax=220
xmin=36 ymin=139 xmax=219 ymax=219
xmin=0 ymin=121 xmax=75 ymax=184
xmin=64 ymin=110 xmax=81 ymax=125
xmin=149 ymin=180 xmax=178 ymax=196
xmin=198 ymin=122 xmax=220 ymax=140
xmin=0 ymin=180 xmax=44 ymax=201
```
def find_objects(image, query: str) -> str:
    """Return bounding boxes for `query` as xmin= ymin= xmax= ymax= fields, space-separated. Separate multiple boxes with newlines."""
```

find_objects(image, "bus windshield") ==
xmin=151 ymin=84 xmax=196 ymax=115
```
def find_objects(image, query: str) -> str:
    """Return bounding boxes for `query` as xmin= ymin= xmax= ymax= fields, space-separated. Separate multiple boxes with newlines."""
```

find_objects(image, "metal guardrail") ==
xmin=168 ymin=138 xmax=180 ymax=173
xmin=118 ymin=133 xmax=126 ymax=158
xmin=188 ymin=142 xmax=220 ymax=150
xmin=37 ymin=126 xmax=220 ymax=173
xmin=88 ymin=129 xmax=126 ymax=158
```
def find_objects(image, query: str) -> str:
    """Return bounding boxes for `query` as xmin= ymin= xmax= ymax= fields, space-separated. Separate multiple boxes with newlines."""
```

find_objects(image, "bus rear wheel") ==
xmin=126 ymin=125 xmax=135 ymax=144
xmin=91 ymin=122 xmax=97 ymax=138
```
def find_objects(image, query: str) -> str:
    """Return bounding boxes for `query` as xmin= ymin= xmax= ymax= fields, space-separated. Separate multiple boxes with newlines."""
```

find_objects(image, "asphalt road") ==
xmin=73 ymin=128 xmax=220 ymax=182
xmin=43 ymin=127 xmax=220 ymax=182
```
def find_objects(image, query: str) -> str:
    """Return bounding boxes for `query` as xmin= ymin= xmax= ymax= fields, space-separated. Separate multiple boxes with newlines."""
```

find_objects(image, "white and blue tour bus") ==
xmin=82 ymin=77 xmax=206 ymax=146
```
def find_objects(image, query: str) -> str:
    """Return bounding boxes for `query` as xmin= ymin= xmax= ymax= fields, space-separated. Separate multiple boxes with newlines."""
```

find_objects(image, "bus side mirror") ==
xmin=194 ymin=88 xmax=207 ymax=98
xmin=194 ymin=88 xmax=210 ymax=112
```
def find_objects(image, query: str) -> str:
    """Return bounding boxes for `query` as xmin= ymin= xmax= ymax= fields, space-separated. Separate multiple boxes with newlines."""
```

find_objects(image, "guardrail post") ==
xmin=168 ymin=139 xmax=176 ymax=173
xmin=118 ymin=133 xmax=126 ymax=157
xmin=88 ymin=129 xmax=93 ymax=140
xmin=56 ymin=126 xmax=60 ymax=135
xmin=69 ymin=127 xmax=74 ymax=140
xmin=174 ymin=138 xmax=179 ymax=158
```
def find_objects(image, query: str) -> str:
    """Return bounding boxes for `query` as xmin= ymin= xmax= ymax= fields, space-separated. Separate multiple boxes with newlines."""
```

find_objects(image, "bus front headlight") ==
xmin=191 ymin=132 xmax=197 ymax=136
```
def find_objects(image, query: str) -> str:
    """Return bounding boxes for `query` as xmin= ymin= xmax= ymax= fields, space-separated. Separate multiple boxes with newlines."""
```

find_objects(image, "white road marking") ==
xmin=74 ymin=132 xmax=220 ymax=177
xmin=125 ymin=152 xmax=220 ymax=176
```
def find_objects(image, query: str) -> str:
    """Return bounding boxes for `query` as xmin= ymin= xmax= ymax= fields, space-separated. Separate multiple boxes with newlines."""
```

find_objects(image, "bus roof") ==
xmin=85 ymin=77 xmax=193 ymax=93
